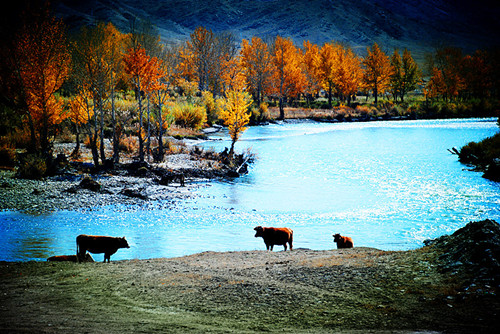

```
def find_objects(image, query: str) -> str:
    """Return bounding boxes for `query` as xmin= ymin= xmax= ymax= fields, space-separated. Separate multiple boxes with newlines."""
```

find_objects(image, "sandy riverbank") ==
xmin=1 ymin=220 xmax=499 ymax=333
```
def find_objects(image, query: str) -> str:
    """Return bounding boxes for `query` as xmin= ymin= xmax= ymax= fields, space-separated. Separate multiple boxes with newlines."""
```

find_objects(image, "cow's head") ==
xmin=333 ymin=233 xmax=341 ymax=242
xmin=254 ymin=226 xmax=264 ymax=238
xmin=120 ymin=237 xmax=130 ymax=248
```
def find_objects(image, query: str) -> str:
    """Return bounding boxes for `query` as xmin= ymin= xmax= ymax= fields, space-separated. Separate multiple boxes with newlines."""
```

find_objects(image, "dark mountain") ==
xmin=55 ymin=0 xmax=499 ymax=61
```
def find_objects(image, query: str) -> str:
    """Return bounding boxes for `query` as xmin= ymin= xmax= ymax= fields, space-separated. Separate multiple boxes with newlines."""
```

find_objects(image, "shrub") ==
xmin=354 ymin=105 xmax=372 ymax=117
xmin=200 ymin=91 xmax=219 ymax=124
xmin=172 ymin=102 xmax=207 ymax=130
xmin=459 ymin=133 xmax=500 ymax=167
xmin=17 ymin=154 xmax=47 ymax=179
xmin=250 ymin=102 xmax=270 ymax=124
xmin=0 ymin=141 xmax=16 ymax=167
xmin=58 ymin=125 xmax=75 ymax=143
xmin=84 ymin=136 xmax=99 ymax=149
xmin=119 ymin=136 xmax=138 ymax=153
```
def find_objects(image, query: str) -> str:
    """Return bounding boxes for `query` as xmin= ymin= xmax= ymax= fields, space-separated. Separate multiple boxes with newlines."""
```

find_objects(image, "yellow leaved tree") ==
xmin=217 ymin=90 xmax=253 ymax=156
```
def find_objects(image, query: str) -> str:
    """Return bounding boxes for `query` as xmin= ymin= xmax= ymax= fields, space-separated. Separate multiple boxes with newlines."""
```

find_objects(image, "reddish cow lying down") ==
xmin=47 ymin=254 xmax=94 ymax=262
xmin=254 ymin=226 xmax=293 ymax=251
xmin=77 ymin=235 xmax=130 ymax=263
xmin=333 ymin=233 xmax=354 ymax=249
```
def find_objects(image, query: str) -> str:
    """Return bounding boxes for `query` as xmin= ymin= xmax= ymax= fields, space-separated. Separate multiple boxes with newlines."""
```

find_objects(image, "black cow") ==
xmin=76 ymin=235 xmax=130 ymax=263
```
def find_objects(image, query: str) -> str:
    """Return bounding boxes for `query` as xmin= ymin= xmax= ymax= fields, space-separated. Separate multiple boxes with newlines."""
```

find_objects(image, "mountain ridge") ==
xmin=55 ymin=0 xmax=500 ymax=61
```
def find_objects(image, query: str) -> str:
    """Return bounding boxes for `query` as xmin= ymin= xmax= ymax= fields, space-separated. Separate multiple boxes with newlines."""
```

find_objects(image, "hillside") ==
xmin=54 ymin=0 xmax=500 ymax=61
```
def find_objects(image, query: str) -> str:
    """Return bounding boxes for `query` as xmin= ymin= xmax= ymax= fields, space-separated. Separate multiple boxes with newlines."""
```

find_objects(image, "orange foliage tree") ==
xmin=302 ymin=40 xmax=322 ymax=105
xmin=333 ymin=44 xmax=363 ymax=104
xmin=362 ymin=43 xmax=393 ymax=104
xmin=123 ymin=46 xmax=161 ymax=162
xmin=425 ymin=47 xmax=465 ymax=102
xmin=318 ymin=42 xmax=337 ymax=108
xmin=67 ymin=89 xmax=93 ymax=158
xmin=102 ymin=22 xmax=127 ymax=163
xmin=221 ymin=55 xmax=246 ymax=93
xmin=271 ymin=36 xmax=306 ymax=119
xmin=240 ymin=37 xmax=273 ymax=104
xmin=424 ymin=67 xmax=446 ymax=100
xmin=461 ymin=50 xmax=491 ymax=100
xmin=14 ymin=4 xmax=70 ymax=157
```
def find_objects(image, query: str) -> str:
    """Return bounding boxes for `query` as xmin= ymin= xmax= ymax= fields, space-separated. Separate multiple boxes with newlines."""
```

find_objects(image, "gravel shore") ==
xmin=0 ymin=150 xmax=221 ymax=213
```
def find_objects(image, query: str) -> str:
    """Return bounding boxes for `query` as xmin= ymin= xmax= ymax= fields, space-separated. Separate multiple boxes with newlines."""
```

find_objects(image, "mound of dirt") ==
xmin=425 ymin=219 xmax=500 ymax=286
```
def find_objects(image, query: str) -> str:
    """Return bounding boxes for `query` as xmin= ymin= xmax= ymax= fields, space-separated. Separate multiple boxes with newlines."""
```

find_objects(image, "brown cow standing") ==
xmin=254 ymin=226 xmax=293 ymax=251
xmin=77 ymin=235 xmax=130 ymax=263
xmin=333 ymin=233 xmax=354 ymax=249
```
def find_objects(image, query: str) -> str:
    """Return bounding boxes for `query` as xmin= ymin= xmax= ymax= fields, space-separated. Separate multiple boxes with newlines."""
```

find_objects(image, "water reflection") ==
xmin=13 ymin=236 xmax=54 ymax=260
xmin=1 ymin=119 xmax=499 ymax=261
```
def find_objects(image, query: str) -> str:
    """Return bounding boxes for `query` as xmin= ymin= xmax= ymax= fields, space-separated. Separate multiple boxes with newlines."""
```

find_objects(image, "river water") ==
xmin=1 ymin=118 xmax=499 ymax=261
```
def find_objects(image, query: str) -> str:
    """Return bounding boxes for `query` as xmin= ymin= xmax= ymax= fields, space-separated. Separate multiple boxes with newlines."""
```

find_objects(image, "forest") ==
xmin=0 ymin=2 xmax=499 ymax=178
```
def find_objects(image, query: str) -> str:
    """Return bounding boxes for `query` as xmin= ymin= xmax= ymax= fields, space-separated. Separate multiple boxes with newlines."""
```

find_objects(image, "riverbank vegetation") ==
xmin=454 ymin=132 xmax=500 ymax=181
xmin=0 ymin=2 xmax=499 ymax=179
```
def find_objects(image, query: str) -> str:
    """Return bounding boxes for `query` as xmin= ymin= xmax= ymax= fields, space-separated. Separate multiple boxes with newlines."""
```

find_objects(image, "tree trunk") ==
xmin=111 ymin=83 xmax=119 ymax=164
xmin=146 ymin=97 xmax=151 ymax=162
xmin=158 ymin=103 xmax=164 ymax=162
xmin=26 ymin=111 xmax=37 ymax=154
xmin=278 ymin=97 xmax=285 ymax=120
xmin=98 ymin=99 xmax=106 ymax=165
xmin=328 ymin=83 xmax=333 ymax=108
xmin=72 ymin=122 xmax=80 ymax=157
xmin=138 ymin=90 xmax=144 ymax=163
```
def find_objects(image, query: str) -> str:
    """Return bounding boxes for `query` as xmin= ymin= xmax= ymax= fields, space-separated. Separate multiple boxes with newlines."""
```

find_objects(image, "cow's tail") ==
xmin=289 ymin=230 xmax=294 ymax=250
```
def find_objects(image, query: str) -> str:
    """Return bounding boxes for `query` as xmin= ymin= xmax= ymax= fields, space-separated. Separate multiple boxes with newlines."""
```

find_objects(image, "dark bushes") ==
xmin=459 ymin=133 xmax=500 ymax=181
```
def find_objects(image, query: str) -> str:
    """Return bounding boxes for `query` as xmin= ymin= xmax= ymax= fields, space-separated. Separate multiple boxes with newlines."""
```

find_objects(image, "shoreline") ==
xmin=1 ymin=230 xmax=499 ymax=333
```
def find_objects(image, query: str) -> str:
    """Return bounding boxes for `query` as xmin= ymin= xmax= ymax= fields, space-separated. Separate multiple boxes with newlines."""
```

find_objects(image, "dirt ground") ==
xmin=1 ymin=246 xmax=499 ymax=333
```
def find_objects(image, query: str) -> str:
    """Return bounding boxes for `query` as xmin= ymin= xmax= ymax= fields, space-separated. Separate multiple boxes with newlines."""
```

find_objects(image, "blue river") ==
xmin=1 ymin=118 xmax=499 ymax=261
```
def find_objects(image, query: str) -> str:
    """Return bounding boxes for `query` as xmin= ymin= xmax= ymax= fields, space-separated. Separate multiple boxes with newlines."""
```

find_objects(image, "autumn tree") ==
xmin=302 ymin=40 xmax=322 ymax=106
xmin=240 ymin=37 xmax=273 ymax=104
xmin=151 ymin=43 xmax=181 ymax=161
xmin=424 ymin=67 xmax=446 ymax=100
xmin=71 ymin=22 xmax=127 ymax=166
xmin=221 ymin=55 xmax=246 ymax=93
xmin=461 ymin=50 xmax=491 ymax=100
xmin=425 ymin=47 xmax=464 ymax=101
xmin=390 ymin=48 xmax=420 ymax=102
xmin=123 ymin=46 xmax=160 ymax=162
xmin=67 ymin=89 xmax=93 ymax=157
xmin=183 ymin=27 xmax=239 ymax=97
xmin=217 ymin=90 xmax=253 ymax=156
xmin=271 ymin=36 xmax=306 ymax=119
xmin=185 ymin=26 xmax=215 ymax=93
xmin=14 ymin=3 xmax=71 ymax=158
xmin=362 ymin=43 xmax=393 ymax=104
xmin=318 ymin=42 xmax=337 ymax=108
xmin=103 ymin=23 xmax=127 ymax=163
xmin=333 ymin=44 xmax=363 ymax=104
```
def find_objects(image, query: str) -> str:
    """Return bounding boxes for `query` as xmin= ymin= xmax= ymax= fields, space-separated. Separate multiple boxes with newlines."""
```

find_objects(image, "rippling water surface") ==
xmin=1 ymin=118 xmax=499 ymax=261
